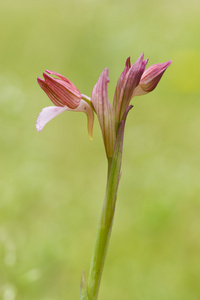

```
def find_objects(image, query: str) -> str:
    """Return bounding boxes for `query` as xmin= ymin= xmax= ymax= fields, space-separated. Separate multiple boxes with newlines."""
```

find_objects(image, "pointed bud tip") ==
xmin=37 ymin=77 xmax=42 ymax=83
xmin=42 ymin=72 xmax=48 ymax=78
xmin=140 ymin=52 xmax=145 ymax=60
xmin=125 ymin=57 xmax=131 ymax=68
xmin=103 ymin=67 xmax=110 ymax=83
xmin=45 ymin=70 xmax=56 ymax=75
xmin=167 ymin=59 xmax=172 ymax=66
xmin=45 ymin=70 xmax=52 ymax=75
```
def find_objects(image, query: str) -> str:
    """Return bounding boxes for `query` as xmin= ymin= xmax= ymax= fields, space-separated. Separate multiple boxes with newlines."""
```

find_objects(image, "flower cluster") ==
xmin=37 ymin=54 xmax=171 ymax=157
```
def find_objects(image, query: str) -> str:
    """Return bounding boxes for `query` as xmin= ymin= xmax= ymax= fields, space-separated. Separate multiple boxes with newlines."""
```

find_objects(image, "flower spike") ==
xmin=36 ymin=54 xmax=172 ymax=300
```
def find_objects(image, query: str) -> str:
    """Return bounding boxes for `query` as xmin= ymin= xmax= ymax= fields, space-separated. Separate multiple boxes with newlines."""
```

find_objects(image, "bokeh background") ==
xmin=0 ymin=0 xmax=200 ymax=299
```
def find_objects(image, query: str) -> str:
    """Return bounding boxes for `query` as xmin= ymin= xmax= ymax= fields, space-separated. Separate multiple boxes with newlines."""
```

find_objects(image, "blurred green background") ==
xmin=0 ymin=0 xmax=200 ymax=299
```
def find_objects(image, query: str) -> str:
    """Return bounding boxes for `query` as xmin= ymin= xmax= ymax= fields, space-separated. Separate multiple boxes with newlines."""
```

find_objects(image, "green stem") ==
xmin=86 ymin=154 xmax=121 ymax=300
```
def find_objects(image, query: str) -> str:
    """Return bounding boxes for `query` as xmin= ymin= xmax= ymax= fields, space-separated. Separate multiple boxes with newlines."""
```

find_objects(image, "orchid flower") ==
xmin=36 ymin=70 xmax=94 ymax=139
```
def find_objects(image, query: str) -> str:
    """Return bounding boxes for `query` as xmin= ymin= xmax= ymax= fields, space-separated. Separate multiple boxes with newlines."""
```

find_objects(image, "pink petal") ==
xmin=43 ymin=73 xmax=81 ymax=109
xmin=37 ymin=78 xmax=65 ymax=107
xmin=91 ymin=68 xmax=116 ymax=157
xmin=113 ymin=57 xmax=131 ymax=119
xmin=45 ymin=70 xmax=81 ymax=99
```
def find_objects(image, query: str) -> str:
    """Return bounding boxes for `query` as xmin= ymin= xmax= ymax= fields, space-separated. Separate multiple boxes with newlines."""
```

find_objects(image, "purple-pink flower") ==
xmin=36 ymin=71 xmax=94 ymax=139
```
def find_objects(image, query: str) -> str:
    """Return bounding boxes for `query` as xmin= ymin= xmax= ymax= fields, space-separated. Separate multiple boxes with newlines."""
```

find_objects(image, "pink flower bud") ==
xmin=132 ymin=60 xmax=172 ymax=97
xmin=37 ymin=70 xmax=81 ymax=109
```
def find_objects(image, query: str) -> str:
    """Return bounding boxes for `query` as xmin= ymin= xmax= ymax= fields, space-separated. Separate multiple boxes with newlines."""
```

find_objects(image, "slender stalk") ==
xmin=87 ymin=157 xmax=120 ymax=300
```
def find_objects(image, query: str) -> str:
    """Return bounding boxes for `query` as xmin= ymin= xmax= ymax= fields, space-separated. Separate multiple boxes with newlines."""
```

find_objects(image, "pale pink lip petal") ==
xmin=36 ymin=100 xmax=94 ymax=138
xmin=36 ymin=106 xmax=70 ymax=132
